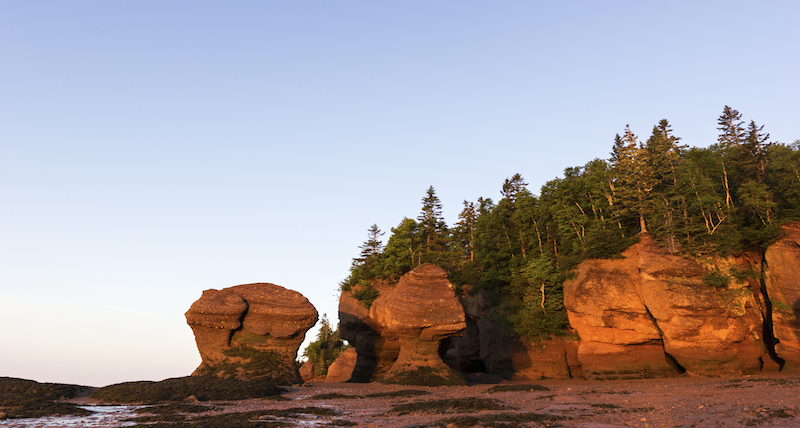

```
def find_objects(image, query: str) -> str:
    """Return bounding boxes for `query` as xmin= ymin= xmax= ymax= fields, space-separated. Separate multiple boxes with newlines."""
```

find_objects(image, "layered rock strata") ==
xmin=370 ymin=264 xmax=467 ymax=385
xmin=338 ymin=281 xmax=401 ymax=382
xmin=764 ymin=223 xmax=800 ymax=370
xmin=565 ymin=235 xmax=767 ymax=379
xmin=186 ymin=283 xmax=318 ymax=385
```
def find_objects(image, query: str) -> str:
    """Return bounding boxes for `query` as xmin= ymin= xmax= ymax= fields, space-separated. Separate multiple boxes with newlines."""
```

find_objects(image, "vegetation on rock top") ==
xmin=339 ymin=106 xmax=800 ymax=341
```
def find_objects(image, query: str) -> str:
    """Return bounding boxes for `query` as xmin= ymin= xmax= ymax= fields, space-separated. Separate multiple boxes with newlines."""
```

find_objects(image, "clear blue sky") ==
xmin=1 ymin=1 xmax=798 ymax=387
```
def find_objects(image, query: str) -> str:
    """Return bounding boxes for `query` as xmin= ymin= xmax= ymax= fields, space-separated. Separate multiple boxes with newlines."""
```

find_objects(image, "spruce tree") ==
xmin=417 ymin=186 xmax=448 ymax=265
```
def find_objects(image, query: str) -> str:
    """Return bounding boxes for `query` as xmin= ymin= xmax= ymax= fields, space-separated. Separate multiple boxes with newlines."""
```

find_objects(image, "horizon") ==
xmin=1 ymin=1 xmax=799 ymax=387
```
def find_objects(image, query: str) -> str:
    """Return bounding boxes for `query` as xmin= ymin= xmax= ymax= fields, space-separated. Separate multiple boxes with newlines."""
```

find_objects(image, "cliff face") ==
xmin=764 ymin=223 xmax=800 ymax=370
xmin=333 ymin=225 xmax=799 ymax=382
xmin=564 ymin=232 xmax=796 ymax=379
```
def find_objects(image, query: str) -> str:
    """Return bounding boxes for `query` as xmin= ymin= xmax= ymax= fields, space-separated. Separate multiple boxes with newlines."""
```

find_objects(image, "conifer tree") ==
xmin=417 ymin=186 xmax=448 ymax=265
xmin=454 ymin=200 xmax=478 ymax=262
xmin=717 ymin=105 xmax=746 ymax=148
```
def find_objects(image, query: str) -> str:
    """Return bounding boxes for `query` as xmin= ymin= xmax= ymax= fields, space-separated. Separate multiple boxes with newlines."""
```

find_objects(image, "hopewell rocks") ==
xmin=186 ymin=283 xmax=318 ymax=385
xmin=357 ymin=264 xmax=467 ymax=385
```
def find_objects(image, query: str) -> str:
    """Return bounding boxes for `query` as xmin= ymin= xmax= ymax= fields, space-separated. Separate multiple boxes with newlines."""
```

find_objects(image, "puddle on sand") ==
xmin=0 ymin=405 xmax=143 ymax=427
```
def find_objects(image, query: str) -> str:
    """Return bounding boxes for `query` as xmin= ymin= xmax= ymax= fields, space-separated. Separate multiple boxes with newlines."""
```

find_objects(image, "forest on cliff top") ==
xmin=339 ymin=106 xmax=800 ymax=342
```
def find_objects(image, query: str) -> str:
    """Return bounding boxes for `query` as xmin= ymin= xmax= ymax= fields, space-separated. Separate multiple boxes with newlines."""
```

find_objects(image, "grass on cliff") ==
xmin=90 ymin=376 xmax=286 ymax=404
xmin=0 ymin=377 xmax=93 ymax=418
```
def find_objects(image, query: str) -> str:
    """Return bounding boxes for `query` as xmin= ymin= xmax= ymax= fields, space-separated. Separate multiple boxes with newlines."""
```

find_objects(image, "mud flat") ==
xmin=5 ymin=373 xmax=789 ymax=427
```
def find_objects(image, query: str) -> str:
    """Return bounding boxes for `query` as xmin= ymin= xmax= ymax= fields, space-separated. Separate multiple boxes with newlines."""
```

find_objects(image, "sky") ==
xmin=1 ymin=1 xmax=798 ymax=388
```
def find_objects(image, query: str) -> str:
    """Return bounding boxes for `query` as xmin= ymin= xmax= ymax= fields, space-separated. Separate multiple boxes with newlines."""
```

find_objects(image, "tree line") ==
xmin=340 ymin=106 xmax=800 ymax=340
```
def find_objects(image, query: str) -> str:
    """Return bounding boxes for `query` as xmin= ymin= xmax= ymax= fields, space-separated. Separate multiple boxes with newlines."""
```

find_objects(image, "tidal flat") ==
xmin=1 ymin=374 xmax=799 ymax=427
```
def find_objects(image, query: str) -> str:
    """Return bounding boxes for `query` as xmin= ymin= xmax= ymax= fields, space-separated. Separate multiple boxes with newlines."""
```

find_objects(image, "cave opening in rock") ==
xmin=759 ymin=255 xmax=786 ymax=369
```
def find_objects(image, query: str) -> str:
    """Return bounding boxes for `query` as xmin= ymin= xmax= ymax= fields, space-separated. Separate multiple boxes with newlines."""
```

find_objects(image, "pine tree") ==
xmin=716 ymin=106 xmax=745 ymax=207
xmin=717 ymin=106 xmax=745 ymax=148
xmin=643 ymin=119 xmax=684 ymax=252
xmin=454 ymin=200 xmax=478 ymax=262
xmin=356 ymin=224 xmax=384 ymax=264
xmin=610 ymin=125 xmax=649 ymax=233
xmin=302 ymin=315 xmax=346 ymax=378
xmin=417 ymin=186 xmax=448 ymax=265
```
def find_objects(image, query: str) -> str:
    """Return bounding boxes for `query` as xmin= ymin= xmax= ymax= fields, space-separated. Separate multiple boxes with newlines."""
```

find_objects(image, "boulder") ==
xmin=370 ymin=264 xmax=467 ymax=385
xmin=325 ymin=347 xmax=358 ymax=383
xmin=186 ymin=283 xmax=318 ymax=385
xmin=764 ymin=223 xmax=800 ymax=370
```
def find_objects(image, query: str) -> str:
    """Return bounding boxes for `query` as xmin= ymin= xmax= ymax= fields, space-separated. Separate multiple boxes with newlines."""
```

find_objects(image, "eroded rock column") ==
xmin=370 ymin=264 xmax=467 ymax=386
xmin=186 ymin=283 xmax=318 ymax=385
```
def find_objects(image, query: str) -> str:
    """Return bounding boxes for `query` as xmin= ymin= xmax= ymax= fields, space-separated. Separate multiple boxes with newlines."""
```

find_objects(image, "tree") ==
xmin=717 ymin=105 xmax=745 ymax=148
xmin=454 ymin=200 xmax=478 ymax=262
xmin=610 ymin=125 xmax=649 ymax=234
xmin=377 ymin=217 xmax=419 ymax=281
xmin=716 ymin=106 xmax=745 ymax=207
xmin=417 ymin=186 xmax=449 ymax=265
xmin=643 ymin=119 xmax=684 ymax=252
xmin=302 ymin=315 xmax=346 ymax=378
xmin=355 ymin=224 xmax=384 ymax=265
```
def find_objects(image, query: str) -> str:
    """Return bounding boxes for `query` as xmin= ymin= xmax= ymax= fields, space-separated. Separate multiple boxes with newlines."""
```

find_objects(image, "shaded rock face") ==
xmin=371 ymin=264 xmax=467 ymax=385
xmin=339 ymin=265 xmax=467 ymax=384
xmin=565 ymin=235 xmax=766 ymax=379
xmin=454 ymin=291 xmax=580 ymax=381
xmin=186 ymin=283 xmax=318 ymax=385
xmin=338 ymin=281 xmax=401 ymax=382
xmin=764 ymin=223 xmax=800 ymax=370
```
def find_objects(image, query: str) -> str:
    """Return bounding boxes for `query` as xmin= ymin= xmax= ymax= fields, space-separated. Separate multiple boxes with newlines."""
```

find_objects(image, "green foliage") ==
xmin=702 ymin=270 xmax=731 ymax=288
xmin=337 ymin=106 xmax=796 ymax=351
xmin=302 ymin=315 xmax=347 ymax=378
xmin=350 ymin=281 xmax=380 ymax=308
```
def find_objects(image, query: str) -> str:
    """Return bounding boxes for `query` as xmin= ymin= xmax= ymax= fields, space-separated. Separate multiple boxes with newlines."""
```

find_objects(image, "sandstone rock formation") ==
xmin=764 ymin=223 xmax=800 ymax=370
xmin=370 ymin=264 xmax=467 ymax=385
xmin=338 ymin=280 xmax=401 ymax=382
xmin=455 ymin=290 xmax=580 ymax=380
xmin=565 ymin=235 xmax=767 ymax=379
xmin=325 ymin=347 xmax=358 ymax=383
xmin=186 ymin=283 xmax=318 ymax=385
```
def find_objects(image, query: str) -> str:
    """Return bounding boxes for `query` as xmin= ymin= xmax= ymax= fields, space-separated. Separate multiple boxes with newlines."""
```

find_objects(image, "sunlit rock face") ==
xmin=565 ymin=235 xmax=766 ymax=379
xmin=764 ymin=223 xmax=800 ymax=371
xmin=186 ymin=283 xmax=318 ymax=385
xmin=370 ymin=264 xmax=467 ymax=385
xmin=325 ymin=347 xmax=357 ymax=383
